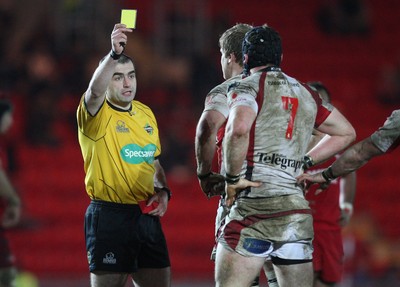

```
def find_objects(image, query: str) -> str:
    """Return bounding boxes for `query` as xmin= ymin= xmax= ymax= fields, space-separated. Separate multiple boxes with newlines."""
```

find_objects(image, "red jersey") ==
xmin=305 ymin=155 xmax=341 ymax=231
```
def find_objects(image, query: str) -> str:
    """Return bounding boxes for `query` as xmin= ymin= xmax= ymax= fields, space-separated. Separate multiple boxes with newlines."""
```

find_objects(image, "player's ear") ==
xmin=229 ymin=52 xmax=236 ymax=64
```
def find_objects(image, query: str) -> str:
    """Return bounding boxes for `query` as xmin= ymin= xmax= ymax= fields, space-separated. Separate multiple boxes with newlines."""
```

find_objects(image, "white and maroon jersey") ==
xmin=371 ymin=109 xmax=400 ymax=153
xmin=226 ymin=67 xmax=333 ymax=198
xmin=203 ymin=74 xmax=245 ymax=173
xmin=203 ymin=75 xmax=245 ymax=117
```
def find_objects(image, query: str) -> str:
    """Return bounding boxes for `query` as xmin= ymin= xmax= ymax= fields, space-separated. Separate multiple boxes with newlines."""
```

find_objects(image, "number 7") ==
xmin=281 ymin=96 xmax=299 ymax=139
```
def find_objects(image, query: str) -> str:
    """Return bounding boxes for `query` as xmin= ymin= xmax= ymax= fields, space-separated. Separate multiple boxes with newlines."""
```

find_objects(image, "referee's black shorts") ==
xmin=85 ymin=200 xmax=170 ymax=273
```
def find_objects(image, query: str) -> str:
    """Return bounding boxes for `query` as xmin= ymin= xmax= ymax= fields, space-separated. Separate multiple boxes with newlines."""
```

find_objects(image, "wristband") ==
xmin=225 ymin=173 xmax=240 ymax=185
xmin=110 ymin=50 xmax=122 ymax=60
xmin=303 ymin=155 xmax=314 ymax=170
xmin=197 ymin=172 xmax=212 ymax=180
xmin=159 ymin=187 xmax=172 ymax=201
xmin=321 ymin=166 xmax=336 ymax=182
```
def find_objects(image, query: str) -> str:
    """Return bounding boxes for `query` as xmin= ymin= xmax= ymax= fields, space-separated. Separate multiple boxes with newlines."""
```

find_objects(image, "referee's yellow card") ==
xmin=121 ymin=9 xmax=137 ymax=29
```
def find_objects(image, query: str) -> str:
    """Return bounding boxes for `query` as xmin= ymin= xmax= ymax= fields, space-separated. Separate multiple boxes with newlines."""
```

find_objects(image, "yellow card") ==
xmin=121 ymin=9 xmax=137 ymax=29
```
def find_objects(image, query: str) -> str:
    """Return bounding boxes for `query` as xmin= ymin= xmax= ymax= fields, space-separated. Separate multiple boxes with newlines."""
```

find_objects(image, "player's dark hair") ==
xmin=242 ymin=25 xmax=282 ymax=74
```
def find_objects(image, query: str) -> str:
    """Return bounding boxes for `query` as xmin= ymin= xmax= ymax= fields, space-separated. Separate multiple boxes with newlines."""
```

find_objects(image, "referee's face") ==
xmin=107 ymin=62 xmax=137 ymax=109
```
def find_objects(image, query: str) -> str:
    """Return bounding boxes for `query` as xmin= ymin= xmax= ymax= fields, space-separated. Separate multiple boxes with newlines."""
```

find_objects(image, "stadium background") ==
xmin=1 ymin=0 xmax=400 ymax=286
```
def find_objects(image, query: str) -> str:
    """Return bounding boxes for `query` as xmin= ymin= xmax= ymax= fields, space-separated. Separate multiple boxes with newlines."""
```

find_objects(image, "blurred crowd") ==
xmin=0 ymin=0 xmax=229 ymax=176
xmin=0 ymin=0 xmax=400 ymax=286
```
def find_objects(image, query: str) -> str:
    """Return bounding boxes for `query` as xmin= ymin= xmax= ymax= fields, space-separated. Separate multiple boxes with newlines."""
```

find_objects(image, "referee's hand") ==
xmin=111 ymin=24 xmax=132 ymax=55
xmin=148 ymin=187 xmax=168 ymax=217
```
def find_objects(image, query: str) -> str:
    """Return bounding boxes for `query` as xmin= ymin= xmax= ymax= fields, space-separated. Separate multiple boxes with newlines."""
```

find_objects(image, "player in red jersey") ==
xmin=305 ymin=82 xmax=356 ymax=287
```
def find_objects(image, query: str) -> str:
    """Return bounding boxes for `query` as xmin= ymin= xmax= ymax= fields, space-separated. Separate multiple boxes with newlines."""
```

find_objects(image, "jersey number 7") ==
xmin=281 ymin=96 xmax=299 ymax=140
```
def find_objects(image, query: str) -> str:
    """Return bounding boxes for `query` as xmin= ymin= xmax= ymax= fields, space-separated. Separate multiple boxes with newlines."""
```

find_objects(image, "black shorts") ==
xmin=85 ymin=200 xmax=170 ymax=273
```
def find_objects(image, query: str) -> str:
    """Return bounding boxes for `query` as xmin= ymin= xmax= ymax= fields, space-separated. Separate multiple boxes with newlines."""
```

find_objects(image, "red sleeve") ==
xmin=315 ymin=106 xmax=331 ymax=127
xmin=304 ymin=85 xmax=332 ymax=127
xmin=215 ymin=121 xmax=226 ymax=173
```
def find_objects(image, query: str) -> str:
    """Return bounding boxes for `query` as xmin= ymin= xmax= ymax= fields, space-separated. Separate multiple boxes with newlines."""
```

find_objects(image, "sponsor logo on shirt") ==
xmin=121 ymin=144 xmax=156 ymax=164
xmin=267 ymin=80 xmax=300 ymax=87
xmin=144 ymin=123 xmax=154 ymax=135
xmin=116 ymin=120 xmax=129 ymax=133
xmin=102 ymin=252 xmax=117 ymax=264
xmin=256 ymin=152 xmax=303 ymax=172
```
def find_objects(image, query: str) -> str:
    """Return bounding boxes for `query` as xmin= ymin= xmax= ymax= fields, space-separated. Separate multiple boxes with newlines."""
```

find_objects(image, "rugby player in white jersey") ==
xmin=215 ymin=25 xmax=356 ymax=287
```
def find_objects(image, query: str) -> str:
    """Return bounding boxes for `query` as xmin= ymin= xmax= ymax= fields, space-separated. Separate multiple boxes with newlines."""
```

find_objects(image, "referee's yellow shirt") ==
xmin=77 ymin=97 xmax=161 ymax=204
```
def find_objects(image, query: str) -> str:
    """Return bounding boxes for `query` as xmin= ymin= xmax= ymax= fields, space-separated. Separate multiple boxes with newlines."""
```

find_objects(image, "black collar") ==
xmin=260 ymin=66 xmax=281 ymax=72
xmin=106 ymin=100 xmax=132 ymax=113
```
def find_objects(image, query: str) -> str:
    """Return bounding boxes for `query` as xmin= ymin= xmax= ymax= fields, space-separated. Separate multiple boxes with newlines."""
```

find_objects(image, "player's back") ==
xmin=231 ymin=67 xmax=318 ymax=197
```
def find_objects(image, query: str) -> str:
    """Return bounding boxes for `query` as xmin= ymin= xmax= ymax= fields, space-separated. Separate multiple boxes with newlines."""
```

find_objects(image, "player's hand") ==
xmin=198 ymin=173 xmax=225 ymax=198
xmin=314 ymin=181 xmax=331 ymax=195
xmin=296 ymin=172 xmax=327 ymax=187
xmin=2 ymin=204 xmax=20 ymax=228
xmin=225 ymin=178 xmax=262 ymax=207
xmin=111 ymin=24 xmax=133 ymax=55
xmin=147 ymin=187 xmax=168 ymax=217
xmin=297 ymin=173 xmax=332 ymax=195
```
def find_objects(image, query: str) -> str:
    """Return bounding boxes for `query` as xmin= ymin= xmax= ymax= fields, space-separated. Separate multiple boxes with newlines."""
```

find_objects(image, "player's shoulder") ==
xmin=133 ymin=100 xmax=156 ymax=117
xmin=222 ymin=74 xmax=244 ymax=88
xmin=389 ymin=109 xmax=400 ymax=120
xmin=133 ymin=100 xmax=151 ymax=110
xmin=227 ymin=73 xmax=260 ymax=94
xmin=207 ymin=74 xmax=244 ymax=96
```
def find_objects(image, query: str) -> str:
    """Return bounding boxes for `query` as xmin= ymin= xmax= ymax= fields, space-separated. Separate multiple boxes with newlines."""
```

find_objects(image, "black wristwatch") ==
xmin=303 ymin=155 xmax=314 ymax=170
xmin=110 ymin=50 xmax=122 ymax=60
xmin=159 ymin=187 xmax=172 ymax=201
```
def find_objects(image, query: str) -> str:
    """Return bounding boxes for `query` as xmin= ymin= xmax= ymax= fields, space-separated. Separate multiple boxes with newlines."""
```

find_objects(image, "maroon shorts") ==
xmin=313 ymin=229 xmax=343 ymax=283
xmin=0 ymin=227 xmax=14 ymax=268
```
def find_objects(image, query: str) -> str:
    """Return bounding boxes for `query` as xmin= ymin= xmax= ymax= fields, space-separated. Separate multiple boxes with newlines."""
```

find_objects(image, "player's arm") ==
xmin=330 ymin=136 xmax=384 ymax=178
xmin=195 ymin=109 xmax=227 ymax=197
xmin=340 ymin=171 xmax=356 ymax=226
xmin=85 ymin=24 xmax=132 ymax=115
xmin=153 ymin=159 xmax=170 ymax=199
xmin=148 ymin=159 xmax=170 ymax=217
xmin=223 ymin=105 xmax=261 ymax=206
xmin=307 ymin=107 xmax=356 ymax=165
xmin=297 ymin=136 xmax=383 ymax=184
xmin=195 ymin=110 xmax=226 ymax=176
xmin=223 ymin=105 xmax=256 ymax=176
xmin=306 ymin=129 xmax=326 ymax=152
